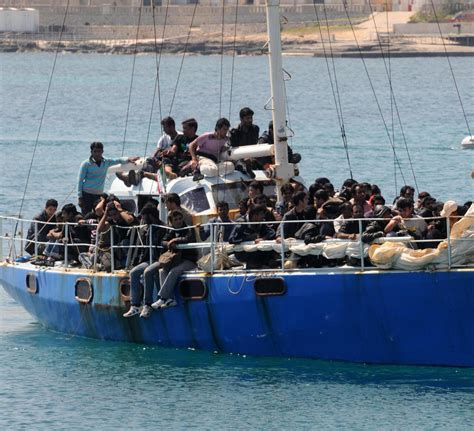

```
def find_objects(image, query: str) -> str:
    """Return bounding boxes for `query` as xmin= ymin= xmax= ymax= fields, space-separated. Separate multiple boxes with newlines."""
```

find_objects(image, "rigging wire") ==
xmin=219 ymin=0 xmax=226 ymax=118
xmin=429 ymin=0 xmax=472 ymax=137
xmin=15 ymin=0 xmax=70 ymax=232
xmin=366 ymin=1 xmax=419 ymax=193
xmin=341 ymin=2 xmax=407 ymax=185
xmin=121 ymin=6 xmax=143 ymax=157
xmin=384 ymin=0 xmax=397 ymax=196
xmin=168 ymin=2 xmax=199 ymax=116
xmin=313 ymin=3 xmax=353 ymax=179
xmin=228 ymin=1 xmax=240 ymax=119
xmin=143 ymin=4 xmax=169 ymax=163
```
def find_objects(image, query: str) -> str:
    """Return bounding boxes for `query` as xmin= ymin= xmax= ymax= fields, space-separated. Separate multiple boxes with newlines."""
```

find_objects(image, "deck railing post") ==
xmin=210 ymin=222 xmax=215 ymax=275
xmin=358 ymin=219 xmax=365 ymax=272
xmin=110 ymin=226 xmax=115 ymax=272
xmin=149 ymin=224 xmax=153 ymax=266
xmin=280 ymin=221 xmax=285 ymax=271
xmin=20 ymin=218 xmax=24 ymax=258
xmin=64 ymin=222 xmax=69 ymax=267
xmin=446 ymin=218 xmax=452 ymax=269
xmin=34 ymin=220 xmax=39 ymax=256
xmin=93 ymin=223 xmax=100 ymax=272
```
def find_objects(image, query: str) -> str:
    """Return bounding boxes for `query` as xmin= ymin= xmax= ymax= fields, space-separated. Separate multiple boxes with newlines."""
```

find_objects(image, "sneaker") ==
xmin=139 ymin=305 xmax=153 ymax=319
xmin=123 ymin=305 xmax=141 ymax=317
xmin=161 ymin=298 xmax=177 ymax=309
xmin=151 ymin=298 xmax=165 ymax=310
xmin=193 ymin=172 xmax=204 ymax=182
xmin=115 ymin=172 xmax=131 ymax=187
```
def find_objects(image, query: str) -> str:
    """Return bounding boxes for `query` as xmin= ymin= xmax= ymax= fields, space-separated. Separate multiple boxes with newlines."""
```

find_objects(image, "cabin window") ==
xmin=212 ymin=181 xmax=276 ymax=210
xmin=211 ymin=182 xmax=248 ymax=209
xmin=180 ymin=187 xmax=210 ymax=213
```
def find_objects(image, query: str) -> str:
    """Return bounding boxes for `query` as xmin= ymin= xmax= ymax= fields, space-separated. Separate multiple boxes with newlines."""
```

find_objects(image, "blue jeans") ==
xmin=158 ymin=259 xmax=196 ymax=300
xmin=129 ymin=261 xmax=161 ymax=306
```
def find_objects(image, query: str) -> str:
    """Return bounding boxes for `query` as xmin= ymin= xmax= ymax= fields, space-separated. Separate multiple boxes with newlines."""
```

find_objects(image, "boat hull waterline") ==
xmin=1 ymin=263 xmax=473 ymax=367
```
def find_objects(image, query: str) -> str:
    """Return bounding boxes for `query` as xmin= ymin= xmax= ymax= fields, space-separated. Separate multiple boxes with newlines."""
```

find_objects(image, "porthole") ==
xmin=179 ymin=279 xmax=207 ymax=300
xmin=75 ymin=278 xmax=93 ymax=304
xmin=119 ymin=277 xmax=132 ymax=302
xmin=26 ymin=273 xmax=38 ymax=294
xmin=254 ymin=277 xmax=286 ymax=296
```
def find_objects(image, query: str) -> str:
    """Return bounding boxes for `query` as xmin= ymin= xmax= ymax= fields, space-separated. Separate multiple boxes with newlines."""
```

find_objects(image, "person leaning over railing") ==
xmin=123 ymin=203 xmax=166 ymax=319
xmin=95 ymin=197 xmax=138 ymax=272
xmin=42 ymin=203 xmax=89 ymax=266
xmin=151 ymin=210 xmax=198 ymax=310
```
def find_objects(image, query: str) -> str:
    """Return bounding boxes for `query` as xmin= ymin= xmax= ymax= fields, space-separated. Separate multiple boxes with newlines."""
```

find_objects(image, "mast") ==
xmin=265 ymin=0 xmax=295 ymax=200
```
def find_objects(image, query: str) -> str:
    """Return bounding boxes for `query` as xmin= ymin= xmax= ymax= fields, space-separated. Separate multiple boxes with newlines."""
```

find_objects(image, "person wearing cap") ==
xmin=440 ymin=200 xmax=460 ymax=230
xmin=361 ymin=205 xmax=393 ymax=244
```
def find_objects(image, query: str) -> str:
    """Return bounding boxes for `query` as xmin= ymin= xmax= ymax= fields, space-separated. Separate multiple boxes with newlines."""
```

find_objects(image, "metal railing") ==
xmin=1 ymin=212 xmax=473 ymax=274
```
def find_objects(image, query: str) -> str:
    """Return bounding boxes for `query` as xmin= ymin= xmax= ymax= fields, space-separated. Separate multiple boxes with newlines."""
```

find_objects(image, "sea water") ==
xmin=0 ymin=53 xmax=473 ymax=429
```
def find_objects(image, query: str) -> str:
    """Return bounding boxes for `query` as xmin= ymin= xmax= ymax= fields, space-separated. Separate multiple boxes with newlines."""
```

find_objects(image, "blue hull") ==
xmin=1 ymin=262 xmax=473 ymax=366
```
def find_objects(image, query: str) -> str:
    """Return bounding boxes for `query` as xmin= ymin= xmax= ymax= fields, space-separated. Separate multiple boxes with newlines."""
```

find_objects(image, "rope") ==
xmin=14 ymin=0 xmax=70 ymax=239
xmin=228 ymin=1 xmax=240 ymax=119
xmin=168 ymin=2 xmax=199 ymax=116
xmin=429 ymin=0 xmax=472 ymax=137
xmin=366 ymin=2 xmax=419 ymax=193
xmin=313 ymin=3 xmax=353 ymax=179
xmin=341 ymin=2 xmax=407 ymax=185
xmin=121 ymin=6 xmax=143 ymax=157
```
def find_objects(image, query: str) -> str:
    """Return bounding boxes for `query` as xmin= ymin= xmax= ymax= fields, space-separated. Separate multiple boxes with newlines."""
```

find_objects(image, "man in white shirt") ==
xmin=152 ymin=116 xmax=178 ymax=158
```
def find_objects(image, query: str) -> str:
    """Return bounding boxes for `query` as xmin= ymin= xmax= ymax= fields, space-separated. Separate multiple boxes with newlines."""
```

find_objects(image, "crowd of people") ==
xmin=20 ymin=107 xmax=471 ymax=318
xmin=25 ymin=174 xmax=471 ymax=316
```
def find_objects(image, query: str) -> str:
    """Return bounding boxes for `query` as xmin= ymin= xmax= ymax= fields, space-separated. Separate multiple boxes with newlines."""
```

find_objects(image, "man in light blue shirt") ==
xmin=77 ymin=142 xmax=138 ymax=214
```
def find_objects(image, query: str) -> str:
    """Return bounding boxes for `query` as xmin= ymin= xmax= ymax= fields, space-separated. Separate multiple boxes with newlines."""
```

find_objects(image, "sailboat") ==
xmin=1 ymin=0 xmax=473 ymax=367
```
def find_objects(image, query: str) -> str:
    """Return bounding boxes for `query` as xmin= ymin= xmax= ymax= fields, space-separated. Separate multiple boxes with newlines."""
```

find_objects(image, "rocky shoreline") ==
xmin=1 ymin=33 xmax=473 ymax=57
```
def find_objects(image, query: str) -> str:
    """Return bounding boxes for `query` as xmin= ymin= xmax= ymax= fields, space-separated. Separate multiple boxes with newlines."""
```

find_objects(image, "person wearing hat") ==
xmin=440 ymin=200 xmax=460 ymax=230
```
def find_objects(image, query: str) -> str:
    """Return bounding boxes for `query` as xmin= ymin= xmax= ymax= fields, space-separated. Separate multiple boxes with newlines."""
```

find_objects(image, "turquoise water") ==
xmin=1 ymin=53 xmax=474 ymax=429
xmin=1 ymin=288 xmax=473 ymax=430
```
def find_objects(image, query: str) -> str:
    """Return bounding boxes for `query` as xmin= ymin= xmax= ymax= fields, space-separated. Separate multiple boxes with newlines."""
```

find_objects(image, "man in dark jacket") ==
xmin=25 ymin=198 xmax=58 ymax=255
xmin=229 ymin=205 xmax=276 ymax=269
xmin=276 ymin=191 xmax=309 ymax=240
